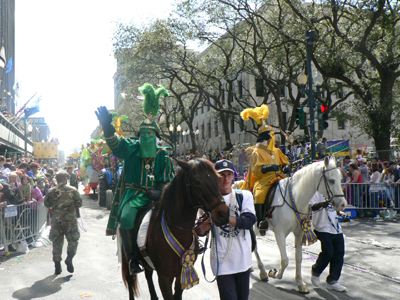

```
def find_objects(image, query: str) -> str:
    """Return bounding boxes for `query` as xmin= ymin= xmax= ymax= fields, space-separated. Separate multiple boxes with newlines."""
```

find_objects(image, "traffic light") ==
xmin=295 ymin=107 xmax=305 ymax=126
xmin=317 ymin=104 xmax=329 ymax=131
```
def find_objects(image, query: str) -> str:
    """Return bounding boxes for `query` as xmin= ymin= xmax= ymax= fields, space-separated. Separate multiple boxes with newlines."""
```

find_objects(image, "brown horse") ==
xmin=122 ymin=158 xmax=230 ymax=300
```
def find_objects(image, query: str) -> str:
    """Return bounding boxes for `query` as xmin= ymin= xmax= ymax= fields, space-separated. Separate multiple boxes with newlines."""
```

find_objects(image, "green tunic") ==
xmin=105 ymin=135 xmax=175 ymax=235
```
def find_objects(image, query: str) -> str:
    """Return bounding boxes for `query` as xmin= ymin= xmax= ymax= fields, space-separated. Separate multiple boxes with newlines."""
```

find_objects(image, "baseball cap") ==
xmin=344 ymin=155 xmax=351 ymax=159
xmin=214 ymin=159 xmax=235 ymax=173
xmin=388 ymin=161 xmax=396 ymax=166
xmin=359 ymin=158 xmax=367 ymax=163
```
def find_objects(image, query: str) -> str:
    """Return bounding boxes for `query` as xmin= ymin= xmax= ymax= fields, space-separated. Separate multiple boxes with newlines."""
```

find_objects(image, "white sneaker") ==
xmin=311 ymin=274 xmax=320 ymax=287
xmin=327 ymin=282 xmax=347 ymax=292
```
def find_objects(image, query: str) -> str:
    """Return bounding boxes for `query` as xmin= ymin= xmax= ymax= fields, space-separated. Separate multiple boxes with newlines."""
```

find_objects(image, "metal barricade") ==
xmin=0 ymin=201 xmax=49 ymax=256
xmin=342 ymin=182 xmax=399 ymax=217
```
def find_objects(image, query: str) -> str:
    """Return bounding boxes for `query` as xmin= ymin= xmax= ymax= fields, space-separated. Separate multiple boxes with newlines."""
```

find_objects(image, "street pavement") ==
xmin=1 ymin=189 xmax=400 ymax=300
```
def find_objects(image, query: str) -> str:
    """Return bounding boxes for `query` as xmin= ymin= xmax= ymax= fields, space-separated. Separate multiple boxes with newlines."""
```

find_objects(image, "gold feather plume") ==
xmin=240 ymin=104 xmax=270 ymax=124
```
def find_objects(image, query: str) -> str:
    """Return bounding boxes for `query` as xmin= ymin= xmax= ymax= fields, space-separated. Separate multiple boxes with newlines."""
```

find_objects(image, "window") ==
xmin=230 ymin=118 xmax=235 ymax=133
xmin=214 ymin=120 xmax=219 ymax=136
xmin=338 ymin=119 xmax=346 ymax=130
xmin=282 ymin=112 xmax=287 ymax=126
xmin=256 ymin=78 xmax=264 ymax=97
xmin=228 ymin=89 xmax=234 ymax=103
xmin=221 ymin=89 xmax=225 ymax=104
xmin=239 ymin=118 xmax=244 ymax=131
xmin=336 ymin=83 xmax=344 ymax=98
xmin=208 ymin=122 xmax=212 ymax=138
xmin=201 ymin=124 xmax=205 ymax=139
xmin=238 ymin=80 xmax=243 ymax=98
xmin=278 ymin=84 xmax=286 ymax=97
xmin=201 ymin=106 xmax=204 ymax=114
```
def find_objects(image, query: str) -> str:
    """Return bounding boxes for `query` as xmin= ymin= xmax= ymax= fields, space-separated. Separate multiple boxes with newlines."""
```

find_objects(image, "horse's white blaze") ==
xmin=253 ymin=156 xmax=345 ymax=293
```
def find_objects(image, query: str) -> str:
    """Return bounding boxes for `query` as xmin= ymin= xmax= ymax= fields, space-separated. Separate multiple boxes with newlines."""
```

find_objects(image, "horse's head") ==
xmin=176 ymin=158 xmax=230 ymax=226
xmin=317 ymin=156 xmax=348 ymax=211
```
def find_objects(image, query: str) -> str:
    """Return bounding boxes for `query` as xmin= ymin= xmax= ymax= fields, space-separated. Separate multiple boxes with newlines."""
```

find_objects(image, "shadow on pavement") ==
xmin=12 ymin=274 xmax=72 ymax=300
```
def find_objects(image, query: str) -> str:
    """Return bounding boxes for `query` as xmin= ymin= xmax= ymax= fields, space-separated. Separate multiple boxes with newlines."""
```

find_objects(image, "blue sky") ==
xmin=15 ymin=0 xmax=174 ymax=155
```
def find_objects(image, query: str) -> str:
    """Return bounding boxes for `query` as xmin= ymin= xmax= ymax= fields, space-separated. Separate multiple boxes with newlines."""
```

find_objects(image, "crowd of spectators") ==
xmin=340 ymin=154 xmax=400 ymax=220
xmin=0 ymin=155 xmax=59 ymax=209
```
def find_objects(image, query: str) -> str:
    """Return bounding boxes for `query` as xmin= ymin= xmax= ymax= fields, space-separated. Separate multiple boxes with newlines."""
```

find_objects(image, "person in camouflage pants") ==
xmin=67 ymin=167 xmax=79 ymax=189
xmin=44 ymin=170 xmax=82 ymax=274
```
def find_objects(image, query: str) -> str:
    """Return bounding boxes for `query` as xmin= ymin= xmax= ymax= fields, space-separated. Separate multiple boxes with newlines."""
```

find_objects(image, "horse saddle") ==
xmin=134 ymin=205 xmax=155 ymax=270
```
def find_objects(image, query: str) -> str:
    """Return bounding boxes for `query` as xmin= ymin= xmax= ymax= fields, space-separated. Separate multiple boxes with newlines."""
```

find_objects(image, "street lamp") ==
xmin=297 ymin=30 xmax=318 ymax=161
xmin=169 ymin=106 xmax=181 ymax=157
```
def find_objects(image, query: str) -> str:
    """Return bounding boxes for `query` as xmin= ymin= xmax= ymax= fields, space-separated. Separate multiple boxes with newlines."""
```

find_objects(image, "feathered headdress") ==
xmin=138 ymin=83 xmax=169 ymax=133
xmin=111 ymin=112 xmax=129 ymax=137
xmin=240 ymin=104 xmax=275 ymax=150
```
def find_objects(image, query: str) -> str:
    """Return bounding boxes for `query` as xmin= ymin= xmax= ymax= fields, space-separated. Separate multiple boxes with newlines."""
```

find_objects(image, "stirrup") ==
xmin=129 ymin=260 xmax=144 ymax=275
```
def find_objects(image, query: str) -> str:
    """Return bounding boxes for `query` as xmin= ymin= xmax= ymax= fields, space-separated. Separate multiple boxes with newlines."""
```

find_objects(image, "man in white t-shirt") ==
xmin=197 ymin=159 xmax=256 ymax=300
xmin=309 ymin=191 xmax=347 ymax=292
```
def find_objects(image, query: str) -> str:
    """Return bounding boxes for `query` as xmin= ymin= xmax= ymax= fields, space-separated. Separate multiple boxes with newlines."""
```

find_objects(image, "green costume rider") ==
xmin=95 ymin=83 xmax=174 ymax=275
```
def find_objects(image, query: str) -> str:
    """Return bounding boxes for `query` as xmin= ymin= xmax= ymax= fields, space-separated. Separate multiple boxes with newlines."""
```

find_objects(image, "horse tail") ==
xmin=121 ymin=252 xmax=140 ymax=298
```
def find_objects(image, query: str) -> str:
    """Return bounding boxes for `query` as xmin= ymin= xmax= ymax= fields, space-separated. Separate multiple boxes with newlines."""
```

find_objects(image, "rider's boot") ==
xmin=258 ymin=220 xmax=269 ymax=236
xmin=65 ymin=253 xmax=75 ymax=273
xmin=120 ymin=229 xmax=144 ymax=275
xmin=54 ymin=261 xmax=62 ymax=275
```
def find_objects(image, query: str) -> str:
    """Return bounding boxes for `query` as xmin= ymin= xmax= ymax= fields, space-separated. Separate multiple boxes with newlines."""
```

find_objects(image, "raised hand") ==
xmin=95 ymin=106 xmax=116 ymax=137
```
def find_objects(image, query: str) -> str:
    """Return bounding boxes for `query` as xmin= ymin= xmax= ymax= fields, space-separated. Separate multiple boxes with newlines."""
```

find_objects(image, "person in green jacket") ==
xmin=95 ymin=83 xmax=174 ymax=275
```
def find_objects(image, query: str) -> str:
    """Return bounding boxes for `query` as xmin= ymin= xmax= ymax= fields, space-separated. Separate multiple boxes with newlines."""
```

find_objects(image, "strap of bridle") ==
xmin=187 ymin=179 xmax=226 ymax=213
xmin=317 ymin=167 xmax=345 ymax=202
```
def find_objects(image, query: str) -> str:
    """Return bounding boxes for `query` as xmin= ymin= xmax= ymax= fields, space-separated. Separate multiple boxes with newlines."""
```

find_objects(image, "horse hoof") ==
xmin=298 ymin=285 xmax=310 ymax=294
xmin=268 ymin=269 xmax=277 ymax=278
xmin=260 ymin=273 xmax=269 ymax=281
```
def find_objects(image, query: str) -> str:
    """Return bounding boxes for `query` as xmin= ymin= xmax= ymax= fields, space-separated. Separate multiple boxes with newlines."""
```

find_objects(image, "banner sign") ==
xmin=34 ymin=142 xmax=59 ymax=158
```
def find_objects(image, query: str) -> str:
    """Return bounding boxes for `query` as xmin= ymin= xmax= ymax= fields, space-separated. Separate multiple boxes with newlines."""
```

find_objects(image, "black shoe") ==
xmin=259 ymin=220 xmax=268 ymax=236
xmin=65 ymin=255 xmax=74 ymax=273
xmin=129 ymin=259 xmax=144 ymax=275
xmin=259 ymin=220 xmax=269 ymax=231
xmin=55 ymin=261 xmax=62 ymax=275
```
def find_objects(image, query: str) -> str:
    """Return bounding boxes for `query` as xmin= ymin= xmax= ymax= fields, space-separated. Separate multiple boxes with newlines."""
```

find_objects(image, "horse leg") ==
xmin=253 ymin=244 xmax=268 ymax=281
xmin=145 ymin=269 xmax=158 ymax=300
xmin=270 ymin=231 xmax=288 ymax=280
xmin=173 ymin=277 xmax=183 ymax=300
xmin=294 ymin=232 xmax=309 ymax=294
xmin=157 ymin=274 xmax=174 ymax=300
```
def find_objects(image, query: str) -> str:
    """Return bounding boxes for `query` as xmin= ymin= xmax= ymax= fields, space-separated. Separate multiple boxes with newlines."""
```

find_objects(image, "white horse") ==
xmin=253 ymin=156 xmax=347 ymax=293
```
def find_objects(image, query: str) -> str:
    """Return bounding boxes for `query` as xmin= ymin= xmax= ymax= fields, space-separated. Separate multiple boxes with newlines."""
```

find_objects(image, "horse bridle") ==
xmin=187 ymin=177 xmax=226 ymax=213
xmin=277 ymin=166 xmax=345 ymax=217
xmin=317 ymin=166 xmax=345 ymax=202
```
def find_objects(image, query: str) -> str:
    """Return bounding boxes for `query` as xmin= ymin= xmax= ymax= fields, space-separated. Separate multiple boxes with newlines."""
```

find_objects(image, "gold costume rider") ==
xmin=240 ymin=105 xmax=290 ymax=232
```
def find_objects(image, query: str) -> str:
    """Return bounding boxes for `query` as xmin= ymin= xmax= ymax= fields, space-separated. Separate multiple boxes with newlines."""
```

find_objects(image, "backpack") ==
xmin=235 ymin=190 xmax=257 ymax=252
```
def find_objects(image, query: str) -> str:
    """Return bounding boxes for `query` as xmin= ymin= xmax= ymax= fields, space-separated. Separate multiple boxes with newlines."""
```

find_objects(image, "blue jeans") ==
xmin=217 ymin=269 xmax=251 ymax=300
xmin=312 ymin=231 xmax=345 ymax=284
xmin=370 ymin=192 xmax=380 ymax=216
xmin=352 ymin=185 xmax=363 ymax=217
